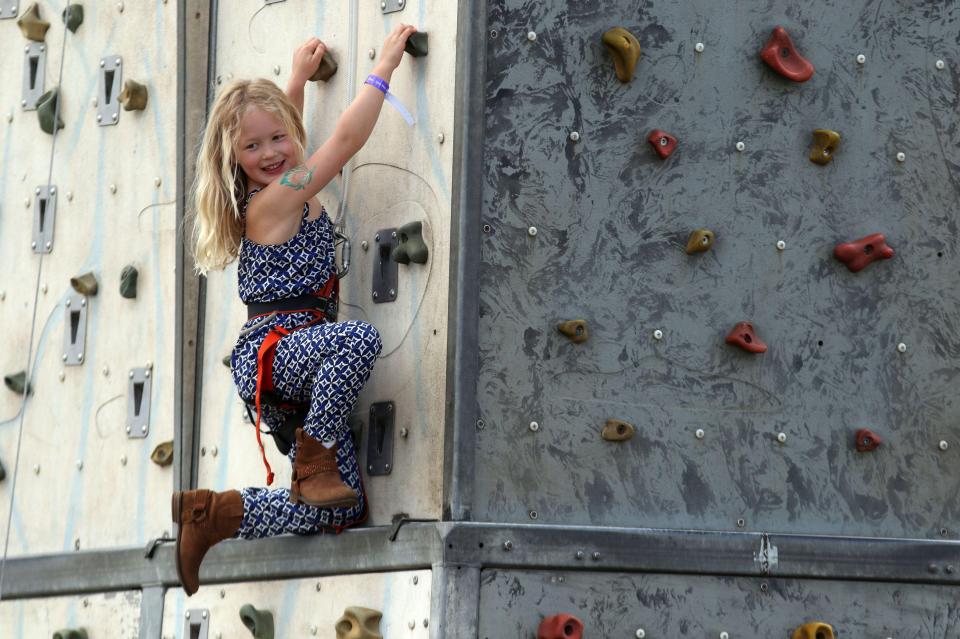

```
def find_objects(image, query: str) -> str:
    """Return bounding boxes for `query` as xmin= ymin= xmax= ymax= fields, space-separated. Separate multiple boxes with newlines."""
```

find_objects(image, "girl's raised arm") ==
xmin=247 ymin=23 xmax=417 ymax=239
xmin=286 ymin=37 xmax=327 ymax=115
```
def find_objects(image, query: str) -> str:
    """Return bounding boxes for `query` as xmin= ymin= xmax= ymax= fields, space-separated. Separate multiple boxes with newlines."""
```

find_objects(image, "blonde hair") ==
xmin=190 ymin=79 xmax=307 ymax=274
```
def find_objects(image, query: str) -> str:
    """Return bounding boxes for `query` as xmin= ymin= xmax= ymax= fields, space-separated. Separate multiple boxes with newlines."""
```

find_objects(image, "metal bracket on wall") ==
xmin=97 ymin=55 xmax=122 ymax=126
xmin=0 ymin=2 xmax=18 ymax=19
xmin=127 ymin=365 xmax=153 ymax=438
xmin=21 ymin=42 xmax=45 ymax=110
xmin=31 ymin=184 xmax=56 ymax=253
xmin=381 ymin=0 xmax=406 ymax=14
xmin=63 ymin=293 xmax=87 ymax=366
xmin=372 ymin=229 xmax=398 ymax=303
xmin=183 ymin=610 xmax=209 ymax=639
xmin=367 ymin=401 xmax=395 ymax=475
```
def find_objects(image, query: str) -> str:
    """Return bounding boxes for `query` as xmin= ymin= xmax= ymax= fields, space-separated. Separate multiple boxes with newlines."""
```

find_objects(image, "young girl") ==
xmin=173 ymin=23 xmax=418 ymax=596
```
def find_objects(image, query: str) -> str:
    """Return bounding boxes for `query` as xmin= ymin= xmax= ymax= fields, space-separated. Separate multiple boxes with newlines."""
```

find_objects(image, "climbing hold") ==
xmin=239 ymin=604 xmax=275 ymax=639
xmin=390 ymin=221 xmax=429 ymax=265
xmin=335 ymin=606 xmax=383 ymax=639
xmin=647 ymin=129 xmax=677 ymax=160
xmin=118 ymin=79 xmax=148 ymax=111
xmin=833 ymin=233 xmax=895 ymax=273
xmin=601 ymin=419 xmax=635 ymax=442
xmin=809 ymin=129 xmax=840 ymax=165
xmin=537 ymin=613 xmax=584 ymax=639
xmin=602 ymin=27 xmax=641 ymax=82
xmin=310 ymin=52 xmax=338 ymax=82
xmin=222 ymin=354 xmax=231 ymax=368
xmin=0 ymin=459 xmax=5 ymax=482
xmin=70 ymin=272 xmax=99 ymax=296
xmin=52 ymin=630 xmax=88 ymax=639
xmin=791 ymin=622 xmax=834 ymax=639
xmin=119 ymin=265 xmax=138 ymax=298
xmin=685 ymin=229 xmax=715 ymax=254
xmin=759 ymin=26 xmax=814 ymax=83
xmin=4 ymin=371 xmax=31 ymax=396
xmin=404 ymin=32 xmax=428 ymax=58
xmin=37 ymin=88 xmax=64 ymax=135
xmin=17 ymin=3 xmax=50 ymax=41
xmin=854 ymin=428 xmax=882 ymax=452
xmin=557 ymin=320 xmax=588 ymax=344
xmin=150 ymin=441 xmax=174 ymax=467
xmin=62 ymin=4 xmax=84 ymax=33
xmin=725 ymin=322 xmax=767 ymax=353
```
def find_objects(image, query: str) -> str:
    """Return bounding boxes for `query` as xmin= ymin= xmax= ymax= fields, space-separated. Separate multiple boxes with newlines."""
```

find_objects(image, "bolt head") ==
xmin=695 ymin=42 xmax=704 ymax=53
xmin=856 ymin=54 xmax=866 ymax=64
xmin=76 ymin=460 xmax=83 ymax=470
xmin=273 ymin=65 xmax=281 ymax=75
xmin=503 ymin=540 xmax=513 ymax=551
xmin=569 ymin=131 xmax=580 ymax=142
xmin=897 ymin=342 xmax=907 ymax=353
xmin=936 ymin=59 xmax=946 ymax=70
xmin=58 ymin=371 xmax=65 ymax=382
xmin=33 ymin=464 xmax=40 ymax=474
xmin=653 ymin=329 xmax=663 ymax=340
xmin=777 ymin=432 xmax=787 ymax=444
xmin=202 ymin=611 xmax=208 ymax=619
xmin=527 ymin=226 xmax=538 ymax=237
xmin=735 ymin=141 xmax=745 ymax=152
xmin=112 ymin=113 xmax=118 ymax=121
xmin=576 ymin=550 xmax=585 ymax=559
xmin=126 ymin=425 xmax=132 ymax=434
xmin=896 ymin=152 xmax=906 ymax=162
xmin=720 ymin=633 xmax=730 ymax=639
xmin=939 ymin=440 xmax=949 ymax=451
xmin=438 ymin=132 xmax=445 ymax=144
xmin=636 ymin=631 xmax=646 ymax=639
xmin=776 ymin=240 xmax=786 ymax=251
xmin=62 ymin=353 xmax=68 ymax=362
xmin=529 ymin=421 xmax=540 ymax=432
xmin=120 ymin=455 xmax=127 ymax=465
xmin=592 ymin=551 xmax=601 ymax=560
xmin=527 ymin=31 xmax=537 ymax=42
xmin=695 ymin=428 xmax=705 ymax=439
xmin=368 ymin=48 xmax=376 ymax=59
xmin=154 ymin=177 xmax=162 ymax=187
xmin=100 ymin=60 xmax=106 ymax=68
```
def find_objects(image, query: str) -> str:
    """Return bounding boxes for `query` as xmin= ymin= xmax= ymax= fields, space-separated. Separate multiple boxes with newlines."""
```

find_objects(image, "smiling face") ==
xmin=234 ymin=107 xmax=298 ymax=190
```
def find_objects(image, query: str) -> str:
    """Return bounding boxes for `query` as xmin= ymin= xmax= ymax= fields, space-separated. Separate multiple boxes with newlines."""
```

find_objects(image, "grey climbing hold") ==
xmin=4 ymin=371 xmax=31 ymax=396
xmin=310 ymin=52 xmax=338 ymax=82
xmin=62 ymin=4 xmax=83 ymax=33
xmin=70 ymin=272 xmax=99 ymax=296
xmin=37 ymin=88 xmax=64 ymax=135
xmin=391 ymin=221 xmax=429 ymax=265
xmin=404 ymin=32 xmax=428 ymax=58
xmin=120 ymin=265 xmax=138 ymax=299
xmin=240 ymin=604 xmax=275 ymax=639
xmin=222 ymin=354 xmax=232 ymax=368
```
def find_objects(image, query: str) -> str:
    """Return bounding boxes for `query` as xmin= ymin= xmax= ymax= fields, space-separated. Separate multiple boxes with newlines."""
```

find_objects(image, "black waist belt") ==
xmin=246 ymin=293 xmax=337 ymax=320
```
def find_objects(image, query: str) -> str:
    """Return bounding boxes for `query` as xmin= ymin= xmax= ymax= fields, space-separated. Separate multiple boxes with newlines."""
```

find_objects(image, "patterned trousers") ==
xmin=235 ymin=320 xmax=382 ymax=539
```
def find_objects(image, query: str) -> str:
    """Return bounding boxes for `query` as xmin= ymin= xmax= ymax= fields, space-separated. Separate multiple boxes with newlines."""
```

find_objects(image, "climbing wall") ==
xmin=196 ymin=0 xmax=455 ymax=525
xmin=161 ymin=570 xmax=432 ymax=638
xmin=0 ymin=590 xmax=141 ymax=637
xmin=473 ymin=1 xmax=960 ymax=538
xmin=478 ymin=569 xmax=960 ymax=637
xmin=0 ymin=2 xmax=179 ymax=556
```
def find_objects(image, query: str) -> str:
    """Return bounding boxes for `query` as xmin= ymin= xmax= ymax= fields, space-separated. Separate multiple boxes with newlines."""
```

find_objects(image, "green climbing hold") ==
xmin=37 ymin=88 xmax=64 ymax=135
xmin=62 ymin=4 xmax=84 ymax=33
xmin=70 ymin=272 xmax=99 ymax=296
xmin=240 ymin=604 xmax=275 ymax=639
xmin=310 ymin=52 xmax=338 ymax=82
xmin=52 ymin=630 xmax=88 ymax=639
xmin=150 ymin=441 xmax=174 ymax=467
xmin=4 ymin=371 xmax=31 ymax=396
xmin=222 ymin=354 xmax=232 ymax=368
xmin=120 ymin=265 xmax=138 ymax=299
xmin=18 ymin=3 xmax=50 ymax=41
xmin=391 ymin=221 xmax=429 ymax=265
xmin=404 ymin=32 xmax=428 ymax=58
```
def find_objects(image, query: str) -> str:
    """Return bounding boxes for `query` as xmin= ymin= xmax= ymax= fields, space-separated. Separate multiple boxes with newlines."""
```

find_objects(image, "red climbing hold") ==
xmin=647 ymin=129 xmax=677 ymax=159
xmin=834 ymin=233 xmax=895 ymax=272
xmin=855 ymin=428 xmax=882 ymax=452
xmin=725 ymin=322 xmax=768 ymax=354
xmin=537 ymin=613 xmax=584 ymax=639
xmin=760 ymin=26 xmax=814 ymax=83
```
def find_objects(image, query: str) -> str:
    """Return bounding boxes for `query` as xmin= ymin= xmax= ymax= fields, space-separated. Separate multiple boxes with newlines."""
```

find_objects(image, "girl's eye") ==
xmin=273 ymin=135 xmax=285 ymax=141
xmin=246 ymin=144 xmax=257 ymax=150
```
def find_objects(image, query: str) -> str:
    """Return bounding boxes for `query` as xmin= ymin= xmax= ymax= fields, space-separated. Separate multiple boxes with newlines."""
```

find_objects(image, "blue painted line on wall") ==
xmin=215 ymin=264 xmax=238 ymax=492
xmin=274 ymin=579 xmax=299 ymax=638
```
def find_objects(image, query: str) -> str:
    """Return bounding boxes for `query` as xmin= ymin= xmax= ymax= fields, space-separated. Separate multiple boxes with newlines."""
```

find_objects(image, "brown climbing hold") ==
xmin=538 ymin=613 xmax=584 ymax=639
xmin=834 ymin=233 xmax=895 ymax=273
xmin=150 ymin=441 xmax=174 ymax=467
xmin=118 ymin=80 xmax=148 ymax=111
xmin=310 ymin=52 xmax=338 ymax=82
xmin=70 ymin=272 xmax=99 ymax=296
xmin=602 ymin=27 xmax=641 ymax=83
xmin=725 ymin=322 xmax=767 ymax=353
xmin=809 ymin=130 xmax=840 ymax=165
xmin=791 ymin=622 xmax=835 ymax=639
xmin=602 ymin=419 xmax=635 ymax=442
xmin=557 ymin=320 xmax=588 ymax=344
xmin=760 ymin=26 xmax=814 ymax=83
xmin=335 ymin=607 xmax=382 ymax=639
xmin=647 ymin=129 xmax=677 ymax=160
xmin=854 ymin=429 xmax=882 ymax=452
xmin=686 ymin=229 xmax=715 ymax=254
xmin=18 ymin=3 xmax=50 ymax=42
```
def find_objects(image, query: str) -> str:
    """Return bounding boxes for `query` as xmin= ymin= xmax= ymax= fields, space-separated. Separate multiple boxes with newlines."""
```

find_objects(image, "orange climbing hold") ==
xmin=760 ymin=26 xmax=814 ymax=82
xmin=725 ymin=322 xmax=767 ymax=353
xmin=855 ymin=428 xmax=882 ymax=452
xmin=647 ymin=129 xmax=677 ymax=159
xmin=791 ymin=622 xmax=835 ymax=639
xmin=834 ymin=233 xmax=895 ymax=272
xmin=537 ymin=613 xmax=584 ymax=639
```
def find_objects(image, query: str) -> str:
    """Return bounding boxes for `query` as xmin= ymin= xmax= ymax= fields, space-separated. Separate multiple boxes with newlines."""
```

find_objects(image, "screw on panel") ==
xmin=929 ymin=563 xmax=939 ymax=574
xmin=737 ymin=518 xmax=745 ymax=528
xmin=896 ymin=152 xmax=906 ymax=163
xmin=33 ymin=464 xmax=40 ymax=475
xmin=720 ymin=633 xmax=730 ymax=639
xmin=653 ymin=329 xmax=663 ymax=340
xmin=0 ymin=291 xmax=4 ymax=301
xmin=503 ymin=540 xmax=513 ymax=551
xmin=759 ymin=582 xmax=768 ymax=592
xmin=120 ymin=455 xmax=127 ymax=465
xmin=74 ymin=538 xmax=80 ymax=550
xmin=273 ymin=65 xmax=281 ymax=75
xmin=316 ymin=581 xmax=322 ymax=591
xmin=116 ymin=2 xmax=124 ymax=12
xmin=412 ymin=575 xmax=419 ymax=585
xmin=592 ymin=551 xmax=601 ymax=560
xmin=939 ymin=440 xmax=949 ymax=451
xmin=311 ymin=625 xmax=319 ymax=635
xmin=110 ymin=184 xmax=117 ymax=194
xmin=82 ymin=598 xmax=89 ymax=608
xmin=437 ymin=132 xmax=445 ymax=144
xmin=76 ymin=459 xmax=83 ymax=470
xmin=527 ymin=226 xmax=538 ymax=237
xmin=66 ymin=191 xmax=73 ymax=201
xmin=126 ymin=425 xmax=132 ymax=434
xmin=154 ymin=177 xmax=162 ymax=187
xmin=361 ymin=240 xmax=369 ymax=251
xmin=185 ymin=611 xmax=190 ymax=618
xmin=423 ymin=619 xmax=429 ymax=628
xmin=569 ymin=131 xmax=580 ymax=142
xmin=856 ymin=54 xmax=865 ymax=64
xmin=735 ymin=141 xmax=745 ymax=152
xmin=219 ymin=589 xmax=225 ymax=599
xmin=527 ymin=31 xmax=537 ymax=42
xmin=476 ymin=419 xmax=485 ymax=430
xmin=482 ymin=223 xmax=492 ymax=234
xmin=368 ymin=48 xmax=376 ymax=60
xmin=695 ymin=428 xmax=705 ymax=439
xmin=529 ymin=510 xmax=538 ymax=520
xmin=897 ymin=342 xmax=907 ymax=353
xmin=529 ymin=421 xmax=540 ymax=432
xmin=399 ymin=427 xmax=409 ymax=438
xmin=575 ymin=550 xmax=584 ymax=560
xmin=58 ymin=371 xmax=65 ymax=382
xmin=777 ymin=432 xmax=787 ymax=444
xmin=636 ymin=631 xmax=646 ymax=639
xmin=776 ymin=240 xmax=786 ymax=251
xmin=936 ymin=59 xmax=945 ymax=70
xmin=695 ymin=42 xmax=704 ymax=53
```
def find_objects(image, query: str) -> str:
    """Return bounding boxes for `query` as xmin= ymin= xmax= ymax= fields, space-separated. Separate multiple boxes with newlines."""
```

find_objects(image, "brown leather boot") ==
xmin=290 ymin=428 xmax=359 ymax=508
xmin=171 ymin=489 xmax=243 ymax=596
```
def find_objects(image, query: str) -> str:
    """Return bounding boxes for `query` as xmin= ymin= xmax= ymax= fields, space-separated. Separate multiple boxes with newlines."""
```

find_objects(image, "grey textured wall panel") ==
xmin=474 ymin=0 xmax=960 ymax=537
xmin=478 ymin=569 xmax=959 ymax=638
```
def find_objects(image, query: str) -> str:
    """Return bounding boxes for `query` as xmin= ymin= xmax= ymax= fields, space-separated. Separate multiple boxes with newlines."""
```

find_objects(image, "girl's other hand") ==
xmin=291 ymin=37 xmax=327 ymax=83
xmin=378 ymin=24 xmax=417 ymax=71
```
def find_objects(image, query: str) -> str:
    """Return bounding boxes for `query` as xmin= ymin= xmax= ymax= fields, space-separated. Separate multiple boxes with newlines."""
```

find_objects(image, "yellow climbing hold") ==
xmin=791 ymin=622 xmax=835 ymax=639
xmin=809 ymin=130 xmax=840 ymax=165
xmin=685 ymin=229 xmax=715 ymax=255
xmin=601 ymin=419 xmax=635 ymax=442
xmin=557 ymin=320 xmax=589 ymax=344
xmin=602 ymin=27 xmax=641 ymax=82
xmin=118 ymin=80 xmax=148 ymax=111
xmin=335 ymin=607 xmax=383 ymax=639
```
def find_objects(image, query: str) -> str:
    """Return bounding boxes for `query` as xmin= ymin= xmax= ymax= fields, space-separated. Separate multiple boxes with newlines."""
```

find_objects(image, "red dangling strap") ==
xmin=254 ymin=325 xmax=290 ymax=485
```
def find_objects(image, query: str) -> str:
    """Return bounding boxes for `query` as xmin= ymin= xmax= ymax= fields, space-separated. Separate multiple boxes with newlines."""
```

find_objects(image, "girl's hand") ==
xmin=291 ymin=37 xmax=327 ymax=84
xmin=378 ymin=24 xmax=417 ymax=71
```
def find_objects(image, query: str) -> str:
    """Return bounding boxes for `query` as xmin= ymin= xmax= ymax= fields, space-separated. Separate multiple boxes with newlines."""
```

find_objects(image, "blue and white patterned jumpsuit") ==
xmin=230 ymin=188 xmax=382 ymax=538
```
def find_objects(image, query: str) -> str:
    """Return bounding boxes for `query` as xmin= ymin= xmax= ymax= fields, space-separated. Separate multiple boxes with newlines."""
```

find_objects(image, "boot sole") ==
xmin=295 ymin=495 xmax=360 ymax=509
xmin=171 ymin=492 xmax=193 ymax=595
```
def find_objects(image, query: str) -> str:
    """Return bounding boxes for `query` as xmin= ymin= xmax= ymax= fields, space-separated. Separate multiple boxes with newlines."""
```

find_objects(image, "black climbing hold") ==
xmin=222 ymin=354 xmax=232 ymax=368
xmin=4 ymin=371 xmax=31 ymax=396
xmin=62 ymin=4 xmax=84 ymax=33
xmin=310 ymin=52 xmax=338 ymax=82
xmin=0 ymin=459 xmax=5 ymax=482
xmin=120 ymin=265 xmax=139 ymax=299
xmin=37 ymin=88 xmax=64 ymax=135
xmin=52 ymin=630 xmax=88 ymax=639
xmin=70 ymin=272 xmax=99 ymax=296
xmin=391 ymin=221 xmax=429 ymax=265
xmin=240 ymin=604 xmax=275 ymax=639
xmin=404 ymin=32 xmax=428 ymax=58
